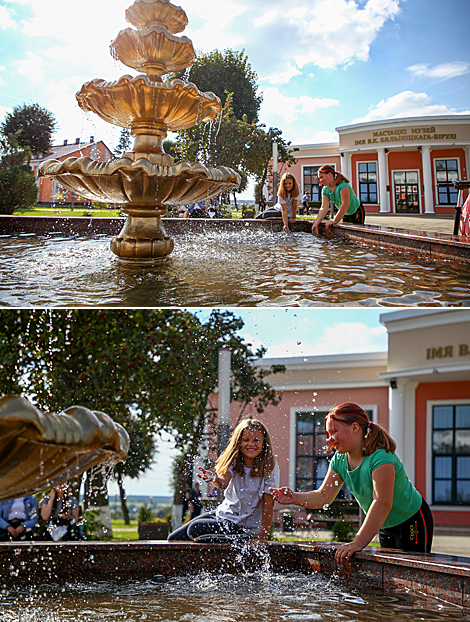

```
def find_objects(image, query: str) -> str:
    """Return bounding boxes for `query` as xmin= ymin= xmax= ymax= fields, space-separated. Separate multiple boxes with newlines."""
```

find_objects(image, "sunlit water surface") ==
xmin=0 ymin=230 xmax=469 ymax=307
xmin=1 ymin=570 xmax=469 ymax=622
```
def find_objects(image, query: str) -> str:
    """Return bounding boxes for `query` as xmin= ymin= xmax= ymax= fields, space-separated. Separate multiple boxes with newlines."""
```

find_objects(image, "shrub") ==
xmin=331 ymin=520 xmax=356 ymax=542
xmin=0 ymin=164 xmax=37 ymax=214
xmin=138 ymin=503 xmax=154 ymax=523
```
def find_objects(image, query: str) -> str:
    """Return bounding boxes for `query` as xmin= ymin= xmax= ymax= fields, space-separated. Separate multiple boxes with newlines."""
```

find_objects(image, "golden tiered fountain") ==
xmin=39 ymin=0 xmax=240 ymax=261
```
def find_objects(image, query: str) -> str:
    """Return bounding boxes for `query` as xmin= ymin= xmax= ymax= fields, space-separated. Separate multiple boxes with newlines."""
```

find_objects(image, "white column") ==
xmin=388 ymin=378 xmax=419 ymax=483
xmin=465 ymin=146 xmax=470 ymax=180
xmin=377 ymin=148 xmax=390 ymax=213
xmin=421 ymin=146 xmax=434 ymax=214
xmin=341 ymin=152 xmax=351 ymax=179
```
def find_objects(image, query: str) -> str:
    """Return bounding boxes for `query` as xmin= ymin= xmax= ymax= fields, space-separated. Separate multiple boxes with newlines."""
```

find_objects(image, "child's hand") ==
xmin=269 ymin=486 xmax=295 ymax=504
xmin=334 ymin=541 xmax=363 ymax=564
xmin=197 ymin=466 xmax=216 ymax=483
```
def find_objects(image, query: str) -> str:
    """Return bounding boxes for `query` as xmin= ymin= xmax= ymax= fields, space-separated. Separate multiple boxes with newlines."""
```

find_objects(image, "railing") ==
xmin=437 ymin=180 xmax=470 ymax=235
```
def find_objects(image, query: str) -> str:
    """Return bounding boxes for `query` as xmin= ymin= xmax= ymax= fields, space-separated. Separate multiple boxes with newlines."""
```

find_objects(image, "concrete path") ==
xmin=364 ymin=213 xmax=457 ymax=235
xmin=286 ymin=529 xmax=470 ymax=559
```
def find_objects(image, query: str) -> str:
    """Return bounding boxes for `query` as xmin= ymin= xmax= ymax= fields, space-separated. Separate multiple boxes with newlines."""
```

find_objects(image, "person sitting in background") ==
xmin=0 ymin=496 xmax=39 ymax=541
xmin=39 ymin=484 xmax=85 ymax=542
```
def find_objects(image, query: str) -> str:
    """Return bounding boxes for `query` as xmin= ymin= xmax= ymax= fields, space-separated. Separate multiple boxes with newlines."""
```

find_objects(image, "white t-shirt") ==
xmin=276 ymin=194 xmax=297 ymax=217
xmin=215 ymin=462 xmax=280 ymax=534
xmin=9 ymin=498 xmax=27 ymax=521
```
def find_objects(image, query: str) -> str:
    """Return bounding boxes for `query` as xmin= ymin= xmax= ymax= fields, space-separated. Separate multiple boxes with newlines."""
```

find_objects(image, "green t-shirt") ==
xmin=322 ymin=181 xmax=360 ymax=215
xmin=330 ymin=448 xmax=422 ymax=529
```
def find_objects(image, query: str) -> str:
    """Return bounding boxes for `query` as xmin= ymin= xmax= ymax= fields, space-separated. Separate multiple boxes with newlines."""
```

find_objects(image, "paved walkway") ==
xmin=364 ymin=213 xmax=457 ymax=235
xmin=286 ymin=529 xmax=470 ymax=559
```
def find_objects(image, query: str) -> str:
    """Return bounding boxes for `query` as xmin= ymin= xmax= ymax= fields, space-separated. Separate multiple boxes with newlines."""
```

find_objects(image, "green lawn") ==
xmin=14 ymin=207 xmax=122 ymax=218
xmin=111 ymin=519 xmax=139 ymax=541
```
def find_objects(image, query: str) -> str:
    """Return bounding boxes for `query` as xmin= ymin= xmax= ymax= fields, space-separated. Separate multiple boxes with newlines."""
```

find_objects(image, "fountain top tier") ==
xmin=76 ymin=0 xmax=220 ymax=148
xmin=38 ymin=0 xmax=240 ymax=261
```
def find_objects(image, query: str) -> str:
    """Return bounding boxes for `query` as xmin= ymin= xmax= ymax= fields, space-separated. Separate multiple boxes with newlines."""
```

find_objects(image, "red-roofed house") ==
xmin=31 ymin=137 xmax=113 ymax=206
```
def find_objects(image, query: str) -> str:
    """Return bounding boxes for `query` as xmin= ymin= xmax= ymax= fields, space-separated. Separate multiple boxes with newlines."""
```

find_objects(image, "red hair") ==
xmin=325 ymin=403 xmax=396 ymax=456
xmin=317 ymin=165 xmax=350 ymax=186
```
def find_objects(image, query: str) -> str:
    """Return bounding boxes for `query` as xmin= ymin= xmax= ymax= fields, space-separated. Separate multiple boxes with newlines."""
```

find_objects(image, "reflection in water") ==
xmin=0 ymin=230 xmax=469 ymax=307
xmin=1 ymin=571 xmax=467 ymax=621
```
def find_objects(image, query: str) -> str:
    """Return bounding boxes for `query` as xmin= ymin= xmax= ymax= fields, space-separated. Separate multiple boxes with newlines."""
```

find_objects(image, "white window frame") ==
xmin=426 ymin=398 xmax=470 ymax=512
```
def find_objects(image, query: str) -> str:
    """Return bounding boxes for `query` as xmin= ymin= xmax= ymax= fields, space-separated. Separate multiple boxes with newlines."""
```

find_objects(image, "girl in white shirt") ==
xmin=168 ymin=419 xmax=279 ymax=543
xmin=277 ymin=173 xmax=300 ymax=231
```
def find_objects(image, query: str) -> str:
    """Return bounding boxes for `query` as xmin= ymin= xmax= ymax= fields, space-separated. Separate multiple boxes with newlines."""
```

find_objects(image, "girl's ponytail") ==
xmin=363 ymin=420 xmax=396 ymax=456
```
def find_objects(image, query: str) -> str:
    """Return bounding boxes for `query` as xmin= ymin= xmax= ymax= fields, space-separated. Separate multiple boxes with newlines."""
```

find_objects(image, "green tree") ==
xmin=1 ymin=102 xmax=57 ymax=157
xmin=114 ymin=128 xmax=132 ymax=158
xmin=179 ymin=49 xmax=262 ymax=122
xmin=0 ymin=133 xmax=37 ymax=214
xmin=0 ymin=310 xmax=284 ymax=523
xmin=176 ymin=95 xmax=296 ymax=205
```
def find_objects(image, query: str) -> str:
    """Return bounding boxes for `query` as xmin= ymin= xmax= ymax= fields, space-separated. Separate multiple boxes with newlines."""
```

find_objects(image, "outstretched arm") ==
xmin=325 ymin=187 xmax=350 ymax=228
xmin=197 ymin=466 xmax=231 ymax=490
xmin=270 ymin=467 xmax=343 ymax=509
xmin=257 ymin=492 xmax=275 ymax=542
xmin=334 ymin=463 xmax=394 ymax=564
xmin=312 ymin=195 xmax=331 ymax=234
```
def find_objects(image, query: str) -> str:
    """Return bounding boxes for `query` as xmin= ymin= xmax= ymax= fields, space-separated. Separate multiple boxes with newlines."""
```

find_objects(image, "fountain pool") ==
xmin=2 ymin=570 xmax=468 ymax=622
xmin=0 ymin=226 xmax=469 ymax=307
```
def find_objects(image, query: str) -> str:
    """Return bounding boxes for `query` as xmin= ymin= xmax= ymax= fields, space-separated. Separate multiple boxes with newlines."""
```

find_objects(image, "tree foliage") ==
xmin=180 ymin=49 xmax=262 ymax=122
xmin=176 ymin=95 xmax=297 ymax=201
xmin=114 ymin=128 xmax=132 ymax=158
xmin=0 ymin=309 xmax=285 ymax=506
xmin=1 ymin=102 xmax=57 ymax=157
xmin=0 ymin=133 xmax=37 ymax=214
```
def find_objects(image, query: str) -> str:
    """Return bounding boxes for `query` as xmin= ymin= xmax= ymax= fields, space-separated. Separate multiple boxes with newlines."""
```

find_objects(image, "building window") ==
xmin=436 ymin=159 xmax=459 ymax=205
xmin=303 ymin=166 xmax=325 ymax=202
xmin=358 ymin=162 xmax=378 ymax=204
xmin=432 ymin=404 xmax=470 ymax=505
xmin=296 ymin=411 xmax=330 ymax=492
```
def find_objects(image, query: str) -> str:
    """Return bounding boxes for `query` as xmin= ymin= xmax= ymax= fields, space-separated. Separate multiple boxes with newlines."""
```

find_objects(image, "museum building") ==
xmin=209 ymin=309 xmax=470 ymax=532
xmin=278 ymin=115 xmax=470 ymax=215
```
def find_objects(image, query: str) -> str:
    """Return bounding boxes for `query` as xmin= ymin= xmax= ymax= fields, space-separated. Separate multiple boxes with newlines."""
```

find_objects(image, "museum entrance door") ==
xmin=393 ymin=171 xmax=420 ymax=213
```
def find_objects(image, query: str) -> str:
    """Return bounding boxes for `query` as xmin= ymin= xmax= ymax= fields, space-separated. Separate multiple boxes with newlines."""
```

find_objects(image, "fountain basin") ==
xmin=1 ymin=541 xmax=469 ymax=609
xmin=1 ymin=217 xmax=469 ymax=306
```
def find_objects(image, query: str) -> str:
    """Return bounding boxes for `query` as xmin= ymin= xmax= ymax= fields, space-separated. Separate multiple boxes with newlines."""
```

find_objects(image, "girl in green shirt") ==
xmin=312 ymin=165 xmax=365 ymax=235
xmin=271 ymin=402 xmax=433 ymax=564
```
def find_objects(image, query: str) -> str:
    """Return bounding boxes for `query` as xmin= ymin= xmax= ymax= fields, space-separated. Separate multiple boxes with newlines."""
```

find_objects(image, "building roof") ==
xmin=31 ymin=140 xmax=111 ymax=164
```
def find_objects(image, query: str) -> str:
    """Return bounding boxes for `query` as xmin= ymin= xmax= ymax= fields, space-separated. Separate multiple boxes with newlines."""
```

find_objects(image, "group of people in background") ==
xmin=177 ymin=198 xmax=223 ymax=219
xmin=0 ymin=484 xmax=85 ymax=543
xmin=257 ymin=165 xmax=366 ymax=232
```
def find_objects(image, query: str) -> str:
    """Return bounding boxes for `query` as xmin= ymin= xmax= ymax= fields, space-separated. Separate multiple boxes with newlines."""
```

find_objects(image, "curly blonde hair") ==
xmin=215 ymin=418 xmax=276 ymax=478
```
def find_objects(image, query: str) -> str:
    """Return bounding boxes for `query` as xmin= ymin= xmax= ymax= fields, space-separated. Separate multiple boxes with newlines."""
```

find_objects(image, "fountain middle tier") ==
xmin=39 ymin=155 xmax=241 ymax=206
xmin=77 ymin=75 xmax=221 ymax=132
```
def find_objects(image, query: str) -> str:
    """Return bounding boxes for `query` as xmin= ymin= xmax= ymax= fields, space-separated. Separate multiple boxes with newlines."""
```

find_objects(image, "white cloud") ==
xmin=352 ymin=91 xmax=470 ymax=123
xmin=0 ymin=4 xmax=18 ymax=29
xmin=261 ymin=87 xmax=339 ymax=124
xmin=16 ymin=51 xmax=46 ymax=84
xmin=185 ymin=0 xmax=401 ymax=84
xmin=248 ymin=322 xmax=387 ymax=358
xmin=407 ymin=62 xmax=470 ymax=81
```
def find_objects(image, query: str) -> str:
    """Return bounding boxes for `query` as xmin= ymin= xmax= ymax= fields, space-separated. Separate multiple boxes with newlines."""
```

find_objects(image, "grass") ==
xmin=14 ymin=206 xmax=122 ymax=218
xmin=111 ymin=519 xmax=139 ymax=541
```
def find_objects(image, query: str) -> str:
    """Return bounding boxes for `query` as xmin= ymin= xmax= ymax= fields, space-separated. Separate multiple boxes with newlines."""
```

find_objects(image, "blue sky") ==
xmin=1 ymin=0 xmax=469 ymax=199
xmin=110 ymin=308 xmax=389 ymax=497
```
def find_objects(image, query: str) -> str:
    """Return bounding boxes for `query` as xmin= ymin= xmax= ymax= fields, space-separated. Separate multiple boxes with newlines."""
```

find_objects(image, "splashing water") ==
xmin=0 ymin=229 xmax=469 ymax=307
xmin=1 ymin=565 xmax=467 ymax=621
